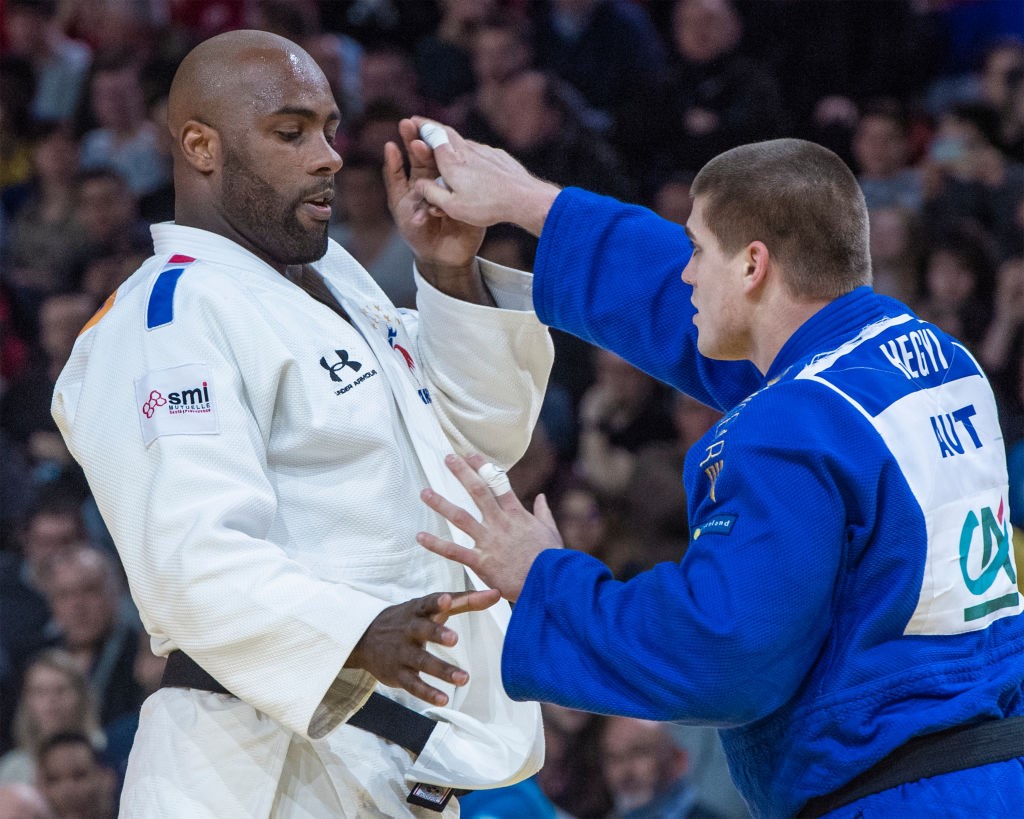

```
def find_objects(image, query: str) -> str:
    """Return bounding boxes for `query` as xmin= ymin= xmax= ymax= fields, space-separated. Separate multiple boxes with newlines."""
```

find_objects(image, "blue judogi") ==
xmin=502 ymin=188 xmax=1024 ymax=817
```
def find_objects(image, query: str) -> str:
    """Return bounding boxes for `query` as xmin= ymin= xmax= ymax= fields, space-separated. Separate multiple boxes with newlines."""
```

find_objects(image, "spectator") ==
xmin=615 ymin=0 xmax=786 ymax=191
xmin=531 ymin=0 xmax=665 ymax=125
xmin=329 ymin=153 xmax=416 ymax=308
xmin=666 ymin=724 xmax=750 ymax=818
xmin=0 ymin=491 xmax=87 ymax=688
xmin=923 ymin=101 xmax=1024 ymax=258
xmin=358 ymin=43 xmax=430 ymax=117
xmin=73 ymin=168 xmax=150 ymax=271
xmin=621 ymin=392 xmax=721 ymax=567
xmin=43 ymin=547 xmax=143 ymax=728
xmin=483 ymin=69 xmax=637 ymax=200
xmin=553 ymin=482 xmax=610 ymax=559
xmin=2 ymin=123 xmax=88 ymax=320
xmin=455 ymin=13 xmax=535 ymax=144
xmin=79 ymin=56 xmax=169 ymax=197
xmin=0 ymin=649 xmax=102 ymax=786
xmin=0 ymin=495 xmax=94 ymax=754
xmin=0 ymin=293 xmax=96 ymax=480
xmin=867 ymin=205 xmax=924 ymax=306
xmin=414 ymin=0 xmax=497 ymax=108
xmin=344 ymin=99 xmax=406 ymax=161
xmin=135 ymin=95 xmax=175 ymax=226
xmin=0 ymin=782 xmax=52 ymax=819
xmin=980 ymin=255 xmax=1024 ymax=384
xmin=317 ymin=0 xmax=440 ymax=53
xmin=852 ymin=98 xmax=925 ymax=212
xmin=575 ymin=348 xmax=676 ymax=498
xmin=978 ymin=37 xmax=1024 ymax=155
xmin=35 ymin=731 xmax=116 ymax=819
xmin=600 ymin=716 xmax=725 ymax=818
xmin=3 ymin=0 xmax=91 ymax=123
xmin=538 ymin=704 xmax=613 ymax=819
xmin=916 ymin=221 xmax=996 ymax=351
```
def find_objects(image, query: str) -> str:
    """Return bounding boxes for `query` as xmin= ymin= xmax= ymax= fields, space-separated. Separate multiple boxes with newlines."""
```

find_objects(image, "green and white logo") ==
xmin=959 ymin=500 xmax=1018 ymax=623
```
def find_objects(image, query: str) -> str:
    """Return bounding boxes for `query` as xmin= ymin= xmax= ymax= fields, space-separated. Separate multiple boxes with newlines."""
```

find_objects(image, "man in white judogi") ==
xmin=51 ymin=30 xmax=550 ymax=817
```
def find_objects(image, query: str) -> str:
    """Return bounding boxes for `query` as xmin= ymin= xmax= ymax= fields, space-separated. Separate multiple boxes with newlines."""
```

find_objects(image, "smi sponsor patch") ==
xmin=135 ymin=363 xmax=219 ymax=445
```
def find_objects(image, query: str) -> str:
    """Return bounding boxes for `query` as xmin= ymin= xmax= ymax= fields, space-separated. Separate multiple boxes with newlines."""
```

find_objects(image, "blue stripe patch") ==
xmin=146 ymin=267 xmax=187 ymax=329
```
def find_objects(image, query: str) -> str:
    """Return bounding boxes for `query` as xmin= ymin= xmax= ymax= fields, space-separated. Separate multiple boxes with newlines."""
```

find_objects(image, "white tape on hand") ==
xmin=419 ymin=122 xmax=450 ymax=149
xmin=477 ymin=462 xmax=512 ymax=496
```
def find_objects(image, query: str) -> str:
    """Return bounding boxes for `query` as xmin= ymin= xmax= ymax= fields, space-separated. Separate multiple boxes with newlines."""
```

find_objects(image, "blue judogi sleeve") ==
xmin=533 ymin=187 xmax=761 ymax=410
xmin=501 ymin=379 xmax=858 ymax=724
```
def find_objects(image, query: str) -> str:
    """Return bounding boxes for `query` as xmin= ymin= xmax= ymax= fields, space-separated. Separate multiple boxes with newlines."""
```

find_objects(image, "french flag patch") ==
xmin=147 ymin=254 xmax=196 ymax=330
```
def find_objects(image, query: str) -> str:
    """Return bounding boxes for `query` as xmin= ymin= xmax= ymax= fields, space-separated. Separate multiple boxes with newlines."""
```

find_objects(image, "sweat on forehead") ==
xmin=168 ymin=29 xmax=325 ymax=126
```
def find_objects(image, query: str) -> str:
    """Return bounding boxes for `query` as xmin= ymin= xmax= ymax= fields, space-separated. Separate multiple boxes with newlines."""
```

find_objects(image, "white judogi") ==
xmin=52 ymin=224 xmax=552 ymax=817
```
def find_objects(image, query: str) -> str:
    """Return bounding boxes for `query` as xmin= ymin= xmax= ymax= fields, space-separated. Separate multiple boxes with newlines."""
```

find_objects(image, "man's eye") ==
xmin=277 ymin=131 xmax=300 ymax=141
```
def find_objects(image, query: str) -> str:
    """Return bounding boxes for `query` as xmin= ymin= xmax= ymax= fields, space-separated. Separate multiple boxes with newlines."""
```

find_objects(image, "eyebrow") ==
xmin=684 ymin=225 xmax=698 ymax=245
xmin=269 ymin=105 xmax=341 ymax=123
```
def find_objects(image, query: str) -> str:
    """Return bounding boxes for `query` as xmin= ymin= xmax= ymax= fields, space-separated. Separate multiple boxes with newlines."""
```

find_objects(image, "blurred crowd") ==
xmin=0 ymin=1 xmax=1022 ymax=817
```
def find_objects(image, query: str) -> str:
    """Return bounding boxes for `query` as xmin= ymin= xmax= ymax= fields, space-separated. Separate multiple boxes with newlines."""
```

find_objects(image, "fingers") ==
xmin=409 ymin=116 xmax=466 ymax=152
xmin=443 ymin=588 xmax=501 ymax=616
xmin=413 ymin=175 xmax=457 ymax=212
xmin=420 ymin=470 xmax=493 ymax=537
xmin=382 ymin=140 xmax=408 ymax=212
xmin=416 ymin=530 xmax=482 ymax=573
xmin=534 ymin=492 xmax=557 ymax=529
xmin=444 ymin=453 xmax=506 ymax=514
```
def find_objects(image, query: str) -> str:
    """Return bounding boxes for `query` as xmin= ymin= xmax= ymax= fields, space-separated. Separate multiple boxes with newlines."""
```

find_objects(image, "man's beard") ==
xmin=221 ymin=146 xmax=329 ymax=266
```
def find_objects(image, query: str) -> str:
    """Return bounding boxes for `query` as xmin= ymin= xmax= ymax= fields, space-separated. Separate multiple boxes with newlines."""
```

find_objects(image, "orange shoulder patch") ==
xmin=79 ymin=290 xmax=117 ymax=336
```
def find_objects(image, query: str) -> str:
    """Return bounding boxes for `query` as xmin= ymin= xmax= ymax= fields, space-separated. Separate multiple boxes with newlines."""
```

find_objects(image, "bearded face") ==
xmin=221 ymin=140 xmax=332 ymax=267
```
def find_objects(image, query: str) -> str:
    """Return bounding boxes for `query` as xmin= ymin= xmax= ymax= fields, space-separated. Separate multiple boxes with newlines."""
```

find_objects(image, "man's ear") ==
xmin=742 ymin=240 xmax=770 ymax=293
xmin=180 ymin=120 xmax=220 ymax=173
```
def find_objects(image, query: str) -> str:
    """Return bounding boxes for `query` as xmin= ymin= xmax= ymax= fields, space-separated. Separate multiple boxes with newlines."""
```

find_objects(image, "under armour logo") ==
xmin=320 ymin=349 xmax=362 ymax=381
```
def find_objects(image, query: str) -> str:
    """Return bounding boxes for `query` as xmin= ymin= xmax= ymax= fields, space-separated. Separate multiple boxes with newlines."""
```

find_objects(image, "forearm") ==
xmin=506 ymin=177 xmax=561 ymax=237
xmin=415 ymin=258 xmax=495 ymax=306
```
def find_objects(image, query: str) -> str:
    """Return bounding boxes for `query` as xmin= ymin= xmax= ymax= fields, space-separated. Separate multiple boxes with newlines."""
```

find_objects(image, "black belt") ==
xmin=798 ymin=715 xmax=1024 ymax=817
xmin=161 ymin=651 xmax=462 ymax=812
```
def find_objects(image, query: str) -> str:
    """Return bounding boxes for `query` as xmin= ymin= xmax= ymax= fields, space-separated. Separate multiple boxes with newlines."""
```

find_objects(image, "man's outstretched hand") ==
xmin=417 ymin=453 xmax=564 ymax=601
xmin=345 ymin=588 xmax=500 ymax=706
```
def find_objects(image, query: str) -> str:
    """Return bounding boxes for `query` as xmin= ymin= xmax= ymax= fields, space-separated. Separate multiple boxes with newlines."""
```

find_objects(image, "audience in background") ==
xmin=600 ymin=716 xmax=725 ymax=818
xmin=43 ymin=547 xmax=143 ymax=728
xmin=0 ymin=649 xmax=103 ymax=786
xmin=615 ymin=0 xmax=785 ymax=193
xmin=852 ymin=98 xmax=925 ymax=212
xmin=35 ymin=731 xmax=117 ymax=819
xmin=0 ymin=2 xmax=1020 ymax=815
xmin=79 ymin=56 xmax=170 ymax=198
xmin=3 ymin=0 xmax=91 ymax=124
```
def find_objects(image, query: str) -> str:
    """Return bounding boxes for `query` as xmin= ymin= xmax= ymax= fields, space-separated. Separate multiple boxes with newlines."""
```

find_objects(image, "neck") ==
xmin=174 ymin=198 xmax=288 ymax=274
xmin=749 ymin=296 xmax=830 ymax=374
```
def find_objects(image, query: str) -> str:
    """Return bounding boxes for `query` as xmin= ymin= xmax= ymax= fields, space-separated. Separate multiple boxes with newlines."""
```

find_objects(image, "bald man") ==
xmin=51 ymin=30 xmax=550 ymax=817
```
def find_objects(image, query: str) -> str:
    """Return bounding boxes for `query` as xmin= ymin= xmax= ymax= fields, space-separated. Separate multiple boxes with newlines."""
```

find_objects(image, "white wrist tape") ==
xmin=477 ymin=462 xmax=512 ymax=496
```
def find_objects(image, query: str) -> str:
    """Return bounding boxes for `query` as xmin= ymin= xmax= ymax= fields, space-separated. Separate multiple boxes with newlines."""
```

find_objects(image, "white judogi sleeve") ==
xmin=410 ymin=260 xmax=553 ymax=468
